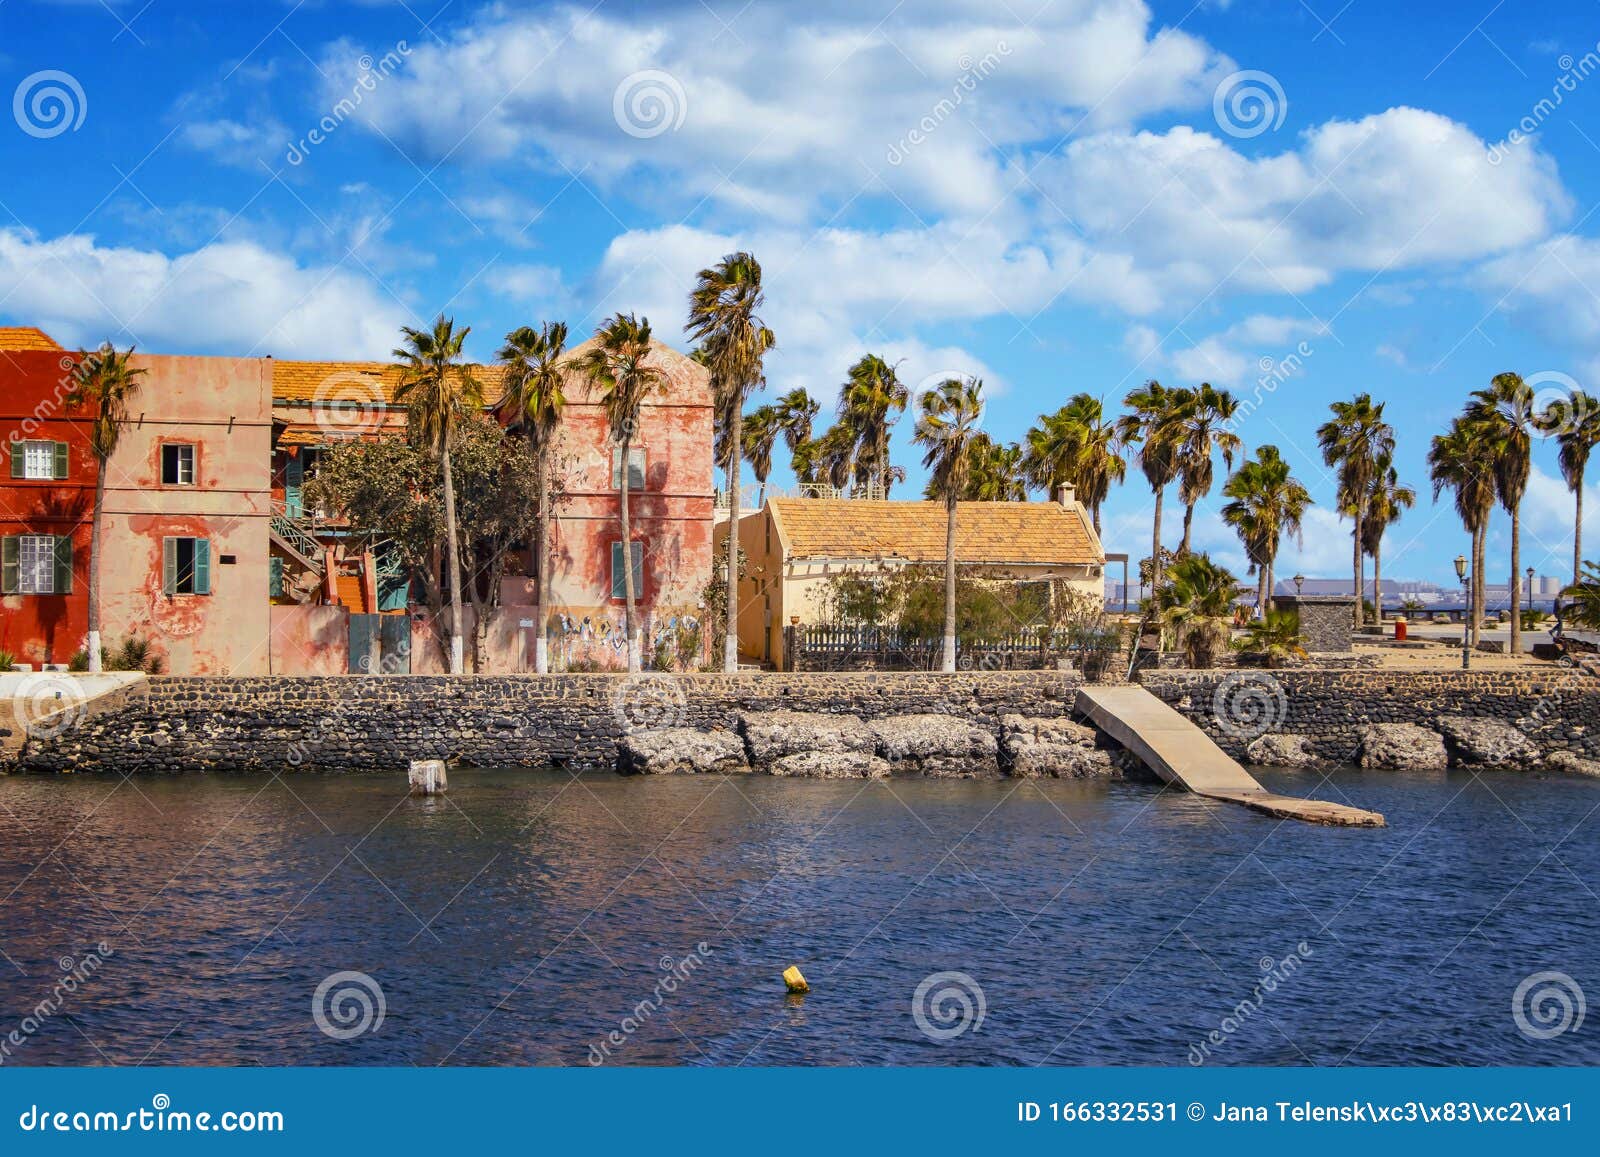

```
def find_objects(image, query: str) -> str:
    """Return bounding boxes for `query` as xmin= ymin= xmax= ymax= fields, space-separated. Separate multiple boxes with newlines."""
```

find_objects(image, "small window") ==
xmin=610 ymin=447 xmax=646 ymax=491
xmin=610 ymin=541 xmax=645 ymax=600
xmin=161 ymin=444 xmax=196 ymax=485
xmin=10 ymin=440 xmax=67 ymax=481
xmin=162 ymin=537 xmax=211 ymax=595
xmin=1 ymin=534 xmax=71 ymax=594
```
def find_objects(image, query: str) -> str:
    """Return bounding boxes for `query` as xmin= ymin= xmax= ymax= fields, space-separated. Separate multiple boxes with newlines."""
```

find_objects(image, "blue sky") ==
xmin=3 ymin=0 xmax=1600 ymax=586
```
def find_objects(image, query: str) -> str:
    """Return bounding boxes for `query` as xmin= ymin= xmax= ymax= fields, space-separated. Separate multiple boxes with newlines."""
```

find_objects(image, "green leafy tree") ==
xmin=1022 ymin=394 xmax=1125 ymax=535
xmin=1220 ymin=445 xmax=1312 ymax=619
xmin=1157 ymin=553 xmax=1239 ymax=668
xmin=839 ymin=354 xmax=909 ymax=495
xmin=913 ymin=376 xmax=985 ymax=672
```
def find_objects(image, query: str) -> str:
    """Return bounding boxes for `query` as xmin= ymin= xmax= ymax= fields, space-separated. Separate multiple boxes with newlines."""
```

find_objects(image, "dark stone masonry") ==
xmin=11 ymin=672 xmax=1085 ymax=774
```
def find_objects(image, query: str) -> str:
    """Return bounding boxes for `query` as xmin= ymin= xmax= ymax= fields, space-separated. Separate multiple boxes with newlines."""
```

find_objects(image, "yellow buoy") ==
xmin=782 ymin=965 xmax=809 ymax=994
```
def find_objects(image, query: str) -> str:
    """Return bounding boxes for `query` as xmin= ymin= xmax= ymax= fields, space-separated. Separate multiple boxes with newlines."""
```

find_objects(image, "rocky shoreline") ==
xmin=1246 ymin=719 xmax=1600 ymax=777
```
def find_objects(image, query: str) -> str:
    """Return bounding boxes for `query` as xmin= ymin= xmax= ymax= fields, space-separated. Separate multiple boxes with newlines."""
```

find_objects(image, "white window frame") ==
xmin=18 ymin=535 xmax=55 ymax=594
xmin=162 ymin=443 xmax=196 ymax=485
xmin=610 ymin=446 xmax=647 ymax=491
xmin=21 ymin=441 xmax=54 ymax=480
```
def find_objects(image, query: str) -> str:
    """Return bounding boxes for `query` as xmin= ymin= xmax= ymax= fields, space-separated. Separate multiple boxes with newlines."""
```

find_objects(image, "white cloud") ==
xmin=0 ymin=228 xmax=409 ymax=358
xmin=1475 ymin=235 xmax=1600 ymax=386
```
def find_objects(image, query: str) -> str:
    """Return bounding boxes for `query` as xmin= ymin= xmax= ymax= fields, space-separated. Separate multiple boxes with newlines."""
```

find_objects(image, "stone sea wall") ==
xmin=12 ymin=671 xmax=1084 ymax=774
xmin=1140 ymin=669 xmax=1600 ymax=762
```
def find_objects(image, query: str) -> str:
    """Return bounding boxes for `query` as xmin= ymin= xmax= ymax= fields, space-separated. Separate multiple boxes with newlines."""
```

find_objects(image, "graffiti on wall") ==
xmin=551 ymin=609 xmax=703 ymax=670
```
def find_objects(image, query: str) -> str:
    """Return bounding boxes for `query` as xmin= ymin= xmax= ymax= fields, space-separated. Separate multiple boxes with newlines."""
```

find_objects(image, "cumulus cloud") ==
xmin=1475 ymin=235 xmax=1600 ymax=385
xmin=0 ymin=228 xmax=409 ymax=358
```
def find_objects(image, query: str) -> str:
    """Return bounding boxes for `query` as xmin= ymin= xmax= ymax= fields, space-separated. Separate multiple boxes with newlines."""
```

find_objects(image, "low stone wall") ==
xmin=1139 ymin=668 xmax=1600 ymax=762
xmin=11 ymin=671 xmax=1083 ymax=774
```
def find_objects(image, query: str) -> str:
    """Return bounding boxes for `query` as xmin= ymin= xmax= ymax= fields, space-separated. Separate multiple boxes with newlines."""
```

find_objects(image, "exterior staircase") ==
xmin=269 ymin=503 xmax=324 ymax=576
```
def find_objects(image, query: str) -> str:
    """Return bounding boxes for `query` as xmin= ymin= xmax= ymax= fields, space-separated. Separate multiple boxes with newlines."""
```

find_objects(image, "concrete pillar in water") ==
xmin=409 ymin=759 xmax=448 ymax=796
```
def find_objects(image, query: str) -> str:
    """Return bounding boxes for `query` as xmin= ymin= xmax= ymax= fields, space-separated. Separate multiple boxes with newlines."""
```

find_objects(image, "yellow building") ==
xmin=717 ymin=491 xmax=1107 ymax=668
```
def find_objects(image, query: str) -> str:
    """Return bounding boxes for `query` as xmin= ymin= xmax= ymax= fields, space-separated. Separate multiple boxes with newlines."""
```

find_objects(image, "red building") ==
xmin=0 ymin=330 xmax=93 ymax=666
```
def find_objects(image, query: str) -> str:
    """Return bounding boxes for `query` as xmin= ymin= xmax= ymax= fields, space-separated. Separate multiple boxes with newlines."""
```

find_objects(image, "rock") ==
xmin=768 ymin=750 xmax=891 ymax=779
xmin=870 ymin=713 xmax=1000 ymax=777
xmin=1546 ymin=750 xmax=1600 ymax=778
xmin=1000 ymin=714 xmax=1117 ymax=778
xmin=736 ymin=710 xmax=875 ymax=769
xmin=1245 ymin=732 xmax=1328 ymax=771
xmin=618 ymin=728 xmax=749 ymax=775
xmin=1359 ymin=723 xmax=1447 ymax=771
xmin=1435 ymin=716 xmax=1543 ymax=770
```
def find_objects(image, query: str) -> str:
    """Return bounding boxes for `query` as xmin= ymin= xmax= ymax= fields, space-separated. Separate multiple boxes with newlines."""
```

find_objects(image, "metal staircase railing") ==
xmin=270 ymin=501 xmax=324 ymax=573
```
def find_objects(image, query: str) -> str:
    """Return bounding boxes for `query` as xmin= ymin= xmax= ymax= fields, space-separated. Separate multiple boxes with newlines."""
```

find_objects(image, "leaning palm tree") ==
xmin=1537 ymin=390 xmax=1600 ymax=586
xmin=1219 ymin=445 xmax=1312 ymax=619
xmin=64 ymin=343 xmax=145 ymax=673
xmin=576 ymin=313 xmax=665 ymax=672
xmin=913 ymin=376 xmax=985 ymax=672
xmin=1172 ymin=383 xmax=1242 ymax=556
xmin=496 ymin=321 xmax=568 ymax=673
xmin=839 ymin=354 xmax=909 ymax=495
xmin=773 ymin=387 xmax=819 ymax=463
xmin=1022 ymin=394 xmax=1125 ymax=534
xmin=1468 ymin=373 xmax=1535 ymax=655
xmin=1116 ymin=380 xmax=1187 ymax=598
xmin=1429 ymin=418 xmax=1497 ymax=646
xmin=394 ymin=315 xmax=484 ymax=674
xmin=1316 ymin=394 xmax=1395 ymax=629
xmin=741 ymin=404 xmax=782 ymax=508
xmin=1360 ymin=455 xmax=1415 ymax=624
xmin=687 ymin=252 xmax=776 ymax=672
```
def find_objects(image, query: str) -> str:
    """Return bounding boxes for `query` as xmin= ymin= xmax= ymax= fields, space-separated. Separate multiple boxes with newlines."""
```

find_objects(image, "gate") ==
xmin=348 ymin=613 xmax=413 ymax=674
xmin=348 ymin=614 xmax=379 ymax=674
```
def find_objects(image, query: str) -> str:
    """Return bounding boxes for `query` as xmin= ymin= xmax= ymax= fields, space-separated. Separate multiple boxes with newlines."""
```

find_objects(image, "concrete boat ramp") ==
xmin=1075 ymin=686 xmax=1385 ymax=828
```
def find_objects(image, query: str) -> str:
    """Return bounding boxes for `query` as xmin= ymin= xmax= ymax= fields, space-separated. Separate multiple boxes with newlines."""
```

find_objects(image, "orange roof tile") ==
xmin=768 ymin=499 xmax=1103 ymax=567
xmin=269 ymin=359 xmax=509 ymax=405
xmin=0 ymin=326 xmax=63 ymax=351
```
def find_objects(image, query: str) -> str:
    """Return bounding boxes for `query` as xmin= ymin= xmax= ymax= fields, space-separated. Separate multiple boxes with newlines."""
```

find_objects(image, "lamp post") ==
xmin=1293 ymin=573 xmax=1305 ymax=596
xmin=1456 ymin=553 xmax=1470 ymax=671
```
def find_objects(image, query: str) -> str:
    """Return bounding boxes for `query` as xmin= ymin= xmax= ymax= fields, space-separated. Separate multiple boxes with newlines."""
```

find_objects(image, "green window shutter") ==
xmin=162 ymin=537 xmax=177 ymax=595
xmin=1 ymin=536 xmax=17 ymax=594
xmin=611 ymin=542 xmax=624 ymax=599
xmin=53 ymin=536 xmax=72 ymax=594
xmin=194 ymin=538 xmax=211 ymax=595
xmin=269 ymin=556 xmax=284 ymax=599
xmin=9 ymin=444 xmax=22 ymax=479
xmin=53 ymin=442 xmax=68 ymax=480
xmin=631 ymin=541 xmax=645 ymax=596
xmin=284 ymin=453 xmax=304 ymax=517
xmin=611 ymin=541 xmax=643 ymax=599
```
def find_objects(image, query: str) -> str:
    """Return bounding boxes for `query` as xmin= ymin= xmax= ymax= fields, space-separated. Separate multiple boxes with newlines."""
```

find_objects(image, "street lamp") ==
xmin=1293 ymin=573 xmax=1305 ymax=596
xmin=1455 ymin=553 xmax=1470 ymax=670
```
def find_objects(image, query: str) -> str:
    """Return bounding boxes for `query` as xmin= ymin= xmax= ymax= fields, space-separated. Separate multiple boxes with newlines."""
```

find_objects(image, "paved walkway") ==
xmin=1075 ymin=685 xmax=1385 ymax=828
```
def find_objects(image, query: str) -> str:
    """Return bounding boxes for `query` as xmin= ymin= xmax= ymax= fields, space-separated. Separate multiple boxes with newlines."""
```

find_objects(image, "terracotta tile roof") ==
xmin=0 ymin=326 xmax=63 ymax=351
xmin=769 ymin=499 xmax=1103 ymax=566
xmin=270 ymin=359 xmax=508 ymax=405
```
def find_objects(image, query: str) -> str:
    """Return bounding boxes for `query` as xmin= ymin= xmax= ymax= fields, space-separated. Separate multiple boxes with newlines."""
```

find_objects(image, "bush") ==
xmin=69 ymin=635 xmax=166 ymax=674
xmin=0 ymin=647 xmax=15 ymax=670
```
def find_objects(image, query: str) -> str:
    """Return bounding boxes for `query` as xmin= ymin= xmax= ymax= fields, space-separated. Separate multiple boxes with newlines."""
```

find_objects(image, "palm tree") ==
xmin=1561 ymin=560 xmax=1600 ymax=629
xmin=1537 ymin=391 xmax=1600 ymax=586
xmin=1172 ymin=383 xmax=1242 ymax=556
xmin=839 ymin=354 xmax=909 ymax=496
xmin=1316 ymin=394 xmax=1395 ymax=629
xmin=1429 ymin=418 xmax=1497 ymax=646
xmin=1220 ymin=445 xmax=1312 ymax=619
xmin=64 ymin=343 xmax=145 ymax=673
xmin=576 ymin=313 xmax=665 ymax=672
xmin=1116 ymin=380 xmax=1186 ymax=598
xmin=687 ymin=252 xmax=776 ymax=672
xmin=1468 ymin=372 xmax=1535 ymax=655
xmin=1360 ymin=455 xmax=1415 ymax=624
xmin=741 ymin=405 xmax=782 ymax=507
xmin=1021 ymin=394 xmax=1125 ymax=534
xmin=394 ymin=315 xmax=483 ymax=674
xmin=1156 ymin=553 xmax=1239 ymax=668
xmin=926 ymin=433 xmax=1025 ymax=501
xmin=913 ymin=376 xmax=985 ymax=672
xmin=496 ymin=321 xmax=567 ymax=673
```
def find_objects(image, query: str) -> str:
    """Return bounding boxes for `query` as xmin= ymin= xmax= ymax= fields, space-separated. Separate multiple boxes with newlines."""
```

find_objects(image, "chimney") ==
xmin=1057 ymin=483 xmax=1076 ymax=508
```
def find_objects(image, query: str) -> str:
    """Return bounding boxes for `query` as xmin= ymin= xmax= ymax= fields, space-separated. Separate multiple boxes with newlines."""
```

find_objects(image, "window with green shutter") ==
xmin=610 ymin=540 xmax=645 ymax=600
xmin=0 ymin=535 xmax=67 ymax=594
xmin=162 ymin=536 xmax=212 ymax=595
xmin=9 ymin=440 xmax=67 ymax=480
xmin=53 ymin=441 xmax=68 ymax=480
xmin=1 ymin=536 xmax=17 ymax=594
xmin=269 ymin=556 xmax=284 ymax=599
xmin=52 ymin=536 xmax=72 ymax=594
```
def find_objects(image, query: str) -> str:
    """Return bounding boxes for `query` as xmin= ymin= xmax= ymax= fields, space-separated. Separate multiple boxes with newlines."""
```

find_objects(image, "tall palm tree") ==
xmin=773 ymin=387 xmax=819 ymax=460
xmin=394 ymin=315 xmax=483 ymax=674
xmin=496 ymin=321 xmax=568 ymax=673
xmin=576 ymin=313 xmax=665 ymax=673
xmin=1220 ymin=445 xmax=1312 ymax=619
xmin=913 ymin=376 xmax=985 ymax=673
xmin=1315 ymin=394 xmax=1395 ymax=629
xmin=64 ymin=343 xmax=145 ymax=673
xmin=687 ymin=252 xmax=776 ymax=672
xmin=1021 ymin=394 xmax=1125 ymax=534
xmin=1468 ymin=372 xmax=1535 ymax=655
xmin=925 ymin=433 xmax=1025 ymax=501
xmin=1172 ymin=383 xmax=1242 ymax=556
xmin=1116 ymin=380 xmax=1186 ymax=598
xmin=839 ymin=354 xmax=909 ymax=496
xmin=1360 ymin=454 xmax=1416 ymax=624
xmin=1429 ymin=418 xmax=1496 ymax=646
xmin=741 ymin=405 xmax=782 ymax=508
xmin=1537 ymin=390 xmax=1600 ymax=585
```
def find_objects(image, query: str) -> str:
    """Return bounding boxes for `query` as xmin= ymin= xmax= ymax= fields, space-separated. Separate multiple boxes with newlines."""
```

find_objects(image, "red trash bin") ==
xmin=1394 ymin=619 xmax=1407 ymax=641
